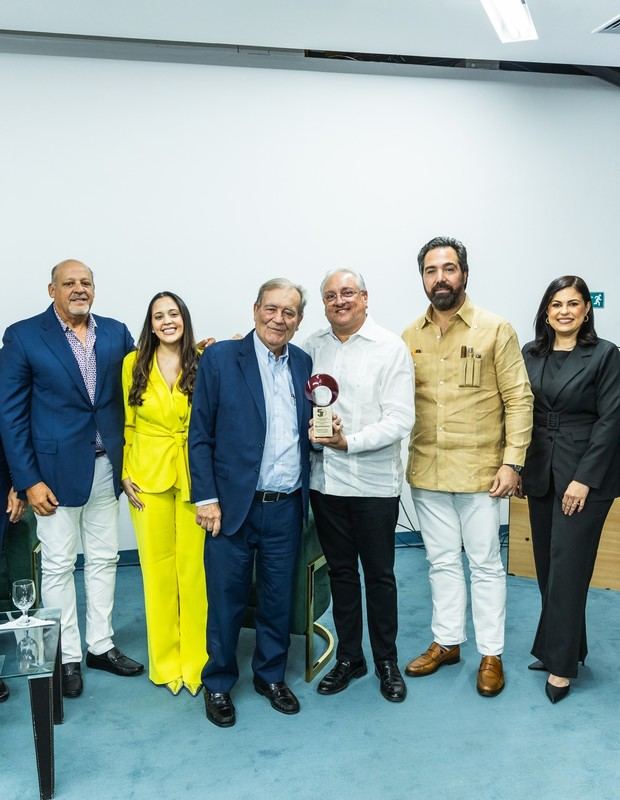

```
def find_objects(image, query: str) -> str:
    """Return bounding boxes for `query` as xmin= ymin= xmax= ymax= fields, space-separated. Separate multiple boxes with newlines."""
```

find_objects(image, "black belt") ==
xmin=534 ymin=412 xmax=596 ymax=430
xmin=254 ymin=489 xmax=301 ymax=503
xmin=95 ymin=450 xmax=107 ymax=458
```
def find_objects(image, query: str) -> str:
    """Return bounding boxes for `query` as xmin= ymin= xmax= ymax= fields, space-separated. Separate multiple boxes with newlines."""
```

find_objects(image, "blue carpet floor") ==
xmin=2 ymin=545 xmax=620 ymax=800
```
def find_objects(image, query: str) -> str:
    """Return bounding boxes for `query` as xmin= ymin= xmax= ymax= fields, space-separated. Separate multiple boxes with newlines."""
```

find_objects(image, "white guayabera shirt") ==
xmin=303 ymin=315 xmax=414 ymax=498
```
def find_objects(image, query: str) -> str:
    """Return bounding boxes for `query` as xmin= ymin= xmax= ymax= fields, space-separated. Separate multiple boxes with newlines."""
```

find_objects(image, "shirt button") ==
xmin=439 ymin=381 xmax=444 ymax=385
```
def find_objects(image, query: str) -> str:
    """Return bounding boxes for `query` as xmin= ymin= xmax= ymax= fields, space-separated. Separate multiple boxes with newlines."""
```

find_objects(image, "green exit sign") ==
xmin=591 ymin=292 xmax=605 ymax=309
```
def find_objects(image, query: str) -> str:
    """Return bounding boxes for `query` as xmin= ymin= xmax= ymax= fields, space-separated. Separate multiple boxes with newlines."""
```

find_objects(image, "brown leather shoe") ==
xmin=477 ymin=655 xmax=504 ymax=697
xmin=405 ymin=642 xmax=460 ymax=677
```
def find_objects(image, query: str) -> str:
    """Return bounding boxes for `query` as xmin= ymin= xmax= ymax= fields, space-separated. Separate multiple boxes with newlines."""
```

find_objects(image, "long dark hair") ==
xmin=530 ymin=275 xmax=598 ymax=357
xmin=128 ymin=291 xmax=200 ymax=406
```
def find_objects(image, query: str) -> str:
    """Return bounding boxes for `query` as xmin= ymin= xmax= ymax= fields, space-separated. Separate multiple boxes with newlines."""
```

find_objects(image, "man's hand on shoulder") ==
xmin=488 ymin=465 xmax=520 ymax=498
xmin=26 ymin=482 xmax=59 ymax=516
xmin=196 ymin=502 xmax=222 ymax=537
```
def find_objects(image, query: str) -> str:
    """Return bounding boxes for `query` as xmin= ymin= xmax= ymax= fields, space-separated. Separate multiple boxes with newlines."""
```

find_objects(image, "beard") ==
xmin=429 ymin=285 xmax=461 ymax=311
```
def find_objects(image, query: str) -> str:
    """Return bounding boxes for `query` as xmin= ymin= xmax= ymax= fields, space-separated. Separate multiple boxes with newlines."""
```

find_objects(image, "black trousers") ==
xmin=528 ymin=484 xmax=613 ymax=678
xmin=311 ymin=491 xmax=399 ymax=664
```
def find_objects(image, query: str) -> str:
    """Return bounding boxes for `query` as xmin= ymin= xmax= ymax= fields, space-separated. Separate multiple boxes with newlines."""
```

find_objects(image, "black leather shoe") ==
xmin=545 ymin=680 xmax=570 ymax=704
xmin=0 ymin=679 xmax=9 ymax=702
xmin=205 ymin=691 xmax=236 ymax=727
xmin=62 ymin=663 xmax=83 ymax=698
xmin=317 ymin=659 xmax=368 ymax=695
xmin=253 ymin=678 xmax=300 ymax=714
xmin=528 ymin=660 xmax=546 ymax=671
xmin=86 ymin=647 xmax=144 ymax=677
xmin=375 ymin=660 xmax=407 ymax=703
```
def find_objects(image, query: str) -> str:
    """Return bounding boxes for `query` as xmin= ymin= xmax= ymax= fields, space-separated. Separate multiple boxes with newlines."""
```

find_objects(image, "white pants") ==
xmin=411 ymin=488 xmax=506 ymax=656
xmin=35 ymin=455 xmax=120 ymax=663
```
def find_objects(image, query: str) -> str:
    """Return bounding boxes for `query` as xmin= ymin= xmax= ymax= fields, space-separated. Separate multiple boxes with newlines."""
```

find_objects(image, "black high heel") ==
xmin=545 ymin=680 xmax=570 ymax=704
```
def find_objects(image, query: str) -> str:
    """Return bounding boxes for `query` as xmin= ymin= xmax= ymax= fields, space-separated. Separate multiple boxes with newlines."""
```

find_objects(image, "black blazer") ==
xmin=0 ymin=436 xmax=10 ymax=548
xmin=521 ymin=339 xmax=620 ymax=500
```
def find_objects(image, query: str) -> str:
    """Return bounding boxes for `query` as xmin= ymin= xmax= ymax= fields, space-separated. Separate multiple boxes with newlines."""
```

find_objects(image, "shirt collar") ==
xmin=253 ymin=330 xmax=289 ymax=366
xmin=53 ymin=304 xmax=97 ymax=333
xmin=422 ymin=294 xmax=473 ymax=329
xmin=327 ymin=314 xmax=379 ymax=343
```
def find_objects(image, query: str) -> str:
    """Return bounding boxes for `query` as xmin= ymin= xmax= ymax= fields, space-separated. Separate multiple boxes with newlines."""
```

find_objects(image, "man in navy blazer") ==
xmin=190 ymin=277 xmax=312 ymax=728
xmin=0 ymin=260 xmax=144 ymax=698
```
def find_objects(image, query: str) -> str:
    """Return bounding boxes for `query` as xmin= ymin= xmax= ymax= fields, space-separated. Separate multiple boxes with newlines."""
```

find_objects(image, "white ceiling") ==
xmin=0 ymin=0 xmax=619 ymax=67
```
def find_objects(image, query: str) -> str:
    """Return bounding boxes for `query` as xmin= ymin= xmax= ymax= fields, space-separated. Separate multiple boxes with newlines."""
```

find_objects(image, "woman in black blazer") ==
xmin=0 ymin=436 xmax=25 ymax=702
xmin=520 ymin=275 xmax=620 ymax=703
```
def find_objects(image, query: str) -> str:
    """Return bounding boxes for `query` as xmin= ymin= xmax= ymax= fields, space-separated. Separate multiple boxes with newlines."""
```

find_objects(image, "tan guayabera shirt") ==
xmin=402 ymin=295 xmax=533 ymax=493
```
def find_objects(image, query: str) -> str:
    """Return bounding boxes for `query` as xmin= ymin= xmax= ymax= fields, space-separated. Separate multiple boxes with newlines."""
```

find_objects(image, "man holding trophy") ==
xmin=304 ymin=269 xmax=414 ymax=702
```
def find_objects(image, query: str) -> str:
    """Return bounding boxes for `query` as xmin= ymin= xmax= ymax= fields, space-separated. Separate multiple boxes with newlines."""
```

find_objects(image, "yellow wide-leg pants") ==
xmin=130 ymin=487 xmax=208 ymax=688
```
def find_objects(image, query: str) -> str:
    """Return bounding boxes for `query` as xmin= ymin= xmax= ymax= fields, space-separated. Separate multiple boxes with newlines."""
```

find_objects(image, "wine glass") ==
xmin=12 ymin=579 xmax=36 ymax=625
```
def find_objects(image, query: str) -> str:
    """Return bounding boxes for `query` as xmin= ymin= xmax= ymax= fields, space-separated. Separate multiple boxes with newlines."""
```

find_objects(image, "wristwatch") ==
xmin=505 ymin=464 xmax=523 ymax=475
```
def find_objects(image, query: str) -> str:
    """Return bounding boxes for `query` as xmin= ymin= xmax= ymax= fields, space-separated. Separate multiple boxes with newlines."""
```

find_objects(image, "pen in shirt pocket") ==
xmin=460 ymin=345 xmax=467 ymax=384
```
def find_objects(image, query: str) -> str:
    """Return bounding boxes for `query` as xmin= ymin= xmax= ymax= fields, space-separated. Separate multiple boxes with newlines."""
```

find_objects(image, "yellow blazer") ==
xmin=122 ymin=350 xmax=192 ymax=501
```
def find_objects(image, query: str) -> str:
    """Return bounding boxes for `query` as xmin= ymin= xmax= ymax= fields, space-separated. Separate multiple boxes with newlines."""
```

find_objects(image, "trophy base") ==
xmin=313 ymin=406 xmax=333 ymax=438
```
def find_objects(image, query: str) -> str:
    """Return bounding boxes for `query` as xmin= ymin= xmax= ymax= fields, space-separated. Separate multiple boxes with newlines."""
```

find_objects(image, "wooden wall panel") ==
xmin=507 ymin=497 xmax=620 ymax=591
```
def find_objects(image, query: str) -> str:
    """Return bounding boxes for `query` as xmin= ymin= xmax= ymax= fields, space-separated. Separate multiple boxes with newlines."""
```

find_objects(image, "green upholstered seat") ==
xmin=242 ymin=511 xmax=334 ymax=680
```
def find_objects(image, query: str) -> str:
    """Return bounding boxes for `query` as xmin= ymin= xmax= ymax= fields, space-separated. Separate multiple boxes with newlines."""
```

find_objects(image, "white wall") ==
xmin=1 ymin=53 xmax=619 ymax=546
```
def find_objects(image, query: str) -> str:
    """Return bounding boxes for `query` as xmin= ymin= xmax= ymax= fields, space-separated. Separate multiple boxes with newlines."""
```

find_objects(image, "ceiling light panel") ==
xmin=480 ymin=0 xmax=539 ymax=43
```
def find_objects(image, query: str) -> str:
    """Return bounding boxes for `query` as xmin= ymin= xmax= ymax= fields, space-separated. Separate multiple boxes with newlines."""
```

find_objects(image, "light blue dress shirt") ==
xmin=253 ymin=332 xmax=301 ymax=493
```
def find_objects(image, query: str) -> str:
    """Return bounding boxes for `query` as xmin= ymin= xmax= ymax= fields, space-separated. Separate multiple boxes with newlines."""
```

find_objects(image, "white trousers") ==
xmin=411 ymin=488 xmax=506 ymax=656
xmin=35 ymin=455 xmax=120 ymax=663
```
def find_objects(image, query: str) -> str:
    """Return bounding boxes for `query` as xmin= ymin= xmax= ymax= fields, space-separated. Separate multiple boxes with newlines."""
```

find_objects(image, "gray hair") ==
xmin=255 ymin=278 xmax=307 ymax=316
xmin=320 ymin=269 xmax=367 ymax=296
xmin=50 ymin=259 xmax=95 ymax=284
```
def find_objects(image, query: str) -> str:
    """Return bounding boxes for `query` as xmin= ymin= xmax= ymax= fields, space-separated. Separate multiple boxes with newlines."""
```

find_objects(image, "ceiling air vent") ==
xmin=593 ymin=13 xmax=620 ymax=33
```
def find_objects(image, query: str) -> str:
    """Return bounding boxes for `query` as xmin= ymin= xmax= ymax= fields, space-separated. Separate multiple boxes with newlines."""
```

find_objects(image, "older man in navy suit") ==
xmin=190 ymin=278 xmax=312 ymax=728
xmin=0 ymin=260 xmax=143 ymax=698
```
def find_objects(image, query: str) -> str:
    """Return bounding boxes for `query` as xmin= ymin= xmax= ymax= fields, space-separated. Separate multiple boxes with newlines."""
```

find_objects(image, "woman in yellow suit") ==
xmin=122 ymin=291 xmax=207 ymax=696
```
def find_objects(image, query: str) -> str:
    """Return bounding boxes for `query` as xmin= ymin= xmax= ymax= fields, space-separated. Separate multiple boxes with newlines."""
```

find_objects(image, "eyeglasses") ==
xmin=323 ymin=289 xmax=363 ymax=304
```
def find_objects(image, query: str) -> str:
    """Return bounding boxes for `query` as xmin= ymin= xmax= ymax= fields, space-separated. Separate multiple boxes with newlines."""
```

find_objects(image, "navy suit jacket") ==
xmin=189 ymin=331 xmax=312 ymax=536
xmin=0 ymin=304 xmax=134 ymax=506
xmin=521 ymin=339 xmax=620 ymax=501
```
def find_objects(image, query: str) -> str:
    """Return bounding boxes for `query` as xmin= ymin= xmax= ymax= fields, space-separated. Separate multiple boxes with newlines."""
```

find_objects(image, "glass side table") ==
xmin=0 ymin=607 xmax=63 ymax=800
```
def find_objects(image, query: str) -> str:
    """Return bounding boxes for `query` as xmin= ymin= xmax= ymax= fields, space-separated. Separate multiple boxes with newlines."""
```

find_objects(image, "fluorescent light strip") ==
xmin=480 ymin=0 xmax=539 ymax=43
